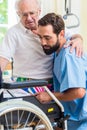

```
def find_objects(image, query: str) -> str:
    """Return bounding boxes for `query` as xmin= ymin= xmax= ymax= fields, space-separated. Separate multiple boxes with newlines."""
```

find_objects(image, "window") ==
xmin=0 ymin=0 xmax=17 ymax=44
xmin=0 ymin=0 xmax=8 ymax=43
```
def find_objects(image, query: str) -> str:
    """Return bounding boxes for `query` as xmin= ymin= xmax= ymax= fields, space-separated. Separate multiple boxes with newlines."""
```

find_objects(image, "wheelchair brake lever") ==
xmin=60 ymin=114 xmax=70 ymax=122
xmin=58 ymin=114 xmax=70 ymax=129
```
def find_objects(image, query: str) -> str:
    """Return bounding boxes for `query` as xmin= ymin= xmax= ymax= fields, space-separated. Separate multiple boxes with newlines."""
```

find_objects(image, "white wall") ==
xmin=64 ymin=0 xmax=80 ymax=33
xmin=80 ymin=0 xmax=87 ymax=51
xmin=41 ymin=0 xmax=57 ymax=16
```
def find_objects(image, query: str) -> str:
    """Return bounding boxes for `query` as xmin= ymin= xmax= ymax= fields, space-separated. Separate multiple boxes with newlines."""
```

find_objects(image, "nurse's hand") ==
xmin=64 ymin=35 xmax=83 ymax=57
xmin=35 ymin=92 xmax=52 ymax=103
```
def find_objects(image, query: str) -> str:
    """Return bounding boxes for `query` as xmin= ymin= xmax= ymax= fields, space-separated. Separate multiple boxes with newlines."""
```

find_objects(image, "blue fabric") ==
xmin=67 ymin=120 xmax=87 ymax=130
xmin=53 ymin=46 xmax=87 ymax=130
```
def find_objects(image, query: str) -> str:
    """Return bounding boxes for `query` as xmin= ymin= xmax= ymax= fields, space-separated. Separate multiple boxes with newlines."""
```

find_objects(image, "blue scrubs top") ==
xmin=53 ymin=46 xmax=87 ymax=122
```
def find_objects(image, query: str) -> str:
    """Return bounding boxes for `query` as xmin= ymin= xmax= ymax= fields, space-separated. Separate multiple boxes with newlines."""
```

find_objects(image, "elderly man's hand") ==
xmin=64 ymin=36 xmax=83 ymax=57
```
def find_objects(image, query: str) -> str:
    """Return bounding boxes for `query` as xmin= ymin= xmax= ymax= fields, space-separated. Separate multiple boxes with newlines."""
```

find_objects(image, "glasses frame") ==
xmin=19 ymin=11 xmax=38 ymax=18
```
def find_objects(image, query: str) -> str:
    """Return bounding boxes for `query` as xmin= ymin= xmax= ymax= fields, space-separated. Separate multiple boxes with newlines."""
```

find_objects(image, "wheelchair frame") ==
xmin=0 ymin=72 xmax=69 ymax=130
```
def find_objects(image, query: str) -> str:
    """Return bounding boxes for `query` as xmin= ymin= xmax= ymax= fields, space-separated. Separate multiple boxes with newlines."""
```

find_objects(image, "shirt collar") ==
xmin=19 ymin=22 xmax=31 ymax=34
xmin=18 ymin=22 xmax=40 ymax=40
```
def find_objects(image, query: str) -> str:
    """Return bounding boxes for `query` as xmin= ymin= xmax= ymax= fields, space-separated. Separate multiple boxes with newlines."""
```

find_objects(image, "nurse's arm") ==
xmin=35 ymin=88 xmax=86 ymax=104
xmin=54 ymin=88 xmax=86 ymax=101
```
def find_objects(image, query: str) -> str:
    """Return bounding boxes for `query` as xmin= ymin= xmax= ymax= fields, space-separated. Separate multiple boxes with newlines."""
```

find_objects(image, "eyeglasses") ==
xmin=20 ymin=11 xmax=38 ymax=18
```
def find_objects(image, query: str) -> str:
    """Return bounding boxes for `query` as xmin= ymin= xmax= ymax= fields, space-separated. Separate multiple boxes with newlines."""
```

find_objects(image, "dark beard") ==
xmin=42 ymin=41 xmax=60 ymax=55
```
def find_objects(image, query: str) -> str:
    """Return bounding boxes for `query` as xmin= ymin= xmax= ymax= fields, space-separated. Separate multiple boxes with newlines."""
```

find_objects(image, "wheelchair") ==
xmin=0 ymin=70 xmax=69 ymax=130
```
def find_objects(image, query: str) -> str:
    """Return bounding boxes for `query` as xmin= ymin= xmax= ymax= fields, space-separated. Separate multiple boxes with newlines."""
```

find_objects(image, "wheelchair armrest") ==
xmin=2 ymin=80 xmax=48 ymax=89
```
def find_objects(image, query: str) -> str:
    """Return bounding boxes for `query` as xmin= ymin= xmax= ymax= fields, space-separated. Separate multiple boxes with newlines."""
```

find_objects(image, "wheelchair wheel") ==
xmin=0 ymin=99 xmax=53 ymax=130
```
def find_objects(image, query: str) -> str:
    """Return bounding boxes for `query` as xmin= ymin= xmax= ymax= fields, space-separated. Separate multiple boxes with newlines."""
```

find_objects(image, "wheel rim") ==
xmin=0 ymin=101 xmax=53 ymax=130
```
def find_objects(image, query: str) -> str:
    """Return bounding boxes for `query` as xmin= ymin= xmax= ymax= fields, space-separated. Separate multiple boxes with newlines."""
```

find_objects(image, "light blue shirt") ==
xmin=53 ymin=46 xmax=87 ymax=121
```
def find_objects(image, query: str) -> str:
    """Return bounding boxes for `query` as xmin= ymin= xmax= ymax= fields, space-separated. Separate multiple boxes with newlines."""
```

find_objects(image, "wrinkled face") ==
xmin=18 ymin=0 xmax=41 ymax=30
xmin=38 ymin=25 xmax=60 ymax=55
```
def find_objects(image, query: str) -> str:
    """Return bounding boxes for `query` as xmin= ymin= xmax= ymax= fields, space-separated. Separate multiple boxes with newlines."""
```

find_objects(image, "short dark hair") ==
xmin=38 ymin=13 xmax=65 ymax=35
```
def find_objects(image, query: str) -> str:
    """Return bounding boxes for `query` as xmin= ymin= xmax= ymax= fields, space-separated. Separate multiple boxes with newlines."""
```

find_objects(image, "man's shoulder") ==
xmin=59 ymin=46 xmax=76 ymax=62
xmin=8 ymin=23 xmax=20 ymax=33
xmin=5 ymin=23 xmax=23 ymax=38
xmin=61 ymin=46 xmax=72 ymax=56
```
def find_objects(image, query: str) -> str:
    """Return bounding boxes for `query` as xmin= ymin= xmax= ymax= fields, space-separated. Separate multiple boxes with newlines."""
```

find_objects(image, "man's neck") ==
xmin=31 ymin=29 xmax=38 ymax=35
xmin=56 ymin=38 xmax=66 ymax=54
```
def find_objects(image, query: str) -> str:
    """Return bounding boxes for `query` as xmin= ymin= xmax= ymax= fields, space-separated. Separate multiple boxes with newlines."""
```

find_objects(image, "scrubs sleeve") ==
xmin=60 ymin=52 xmax=86 ymax=92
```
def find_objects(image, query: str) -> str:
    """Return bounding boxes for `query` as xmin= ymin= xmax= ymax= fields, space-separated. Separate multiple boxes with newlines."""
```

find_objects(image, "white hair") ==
xmin=15 ymin=0 xmax=41 ymax=12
